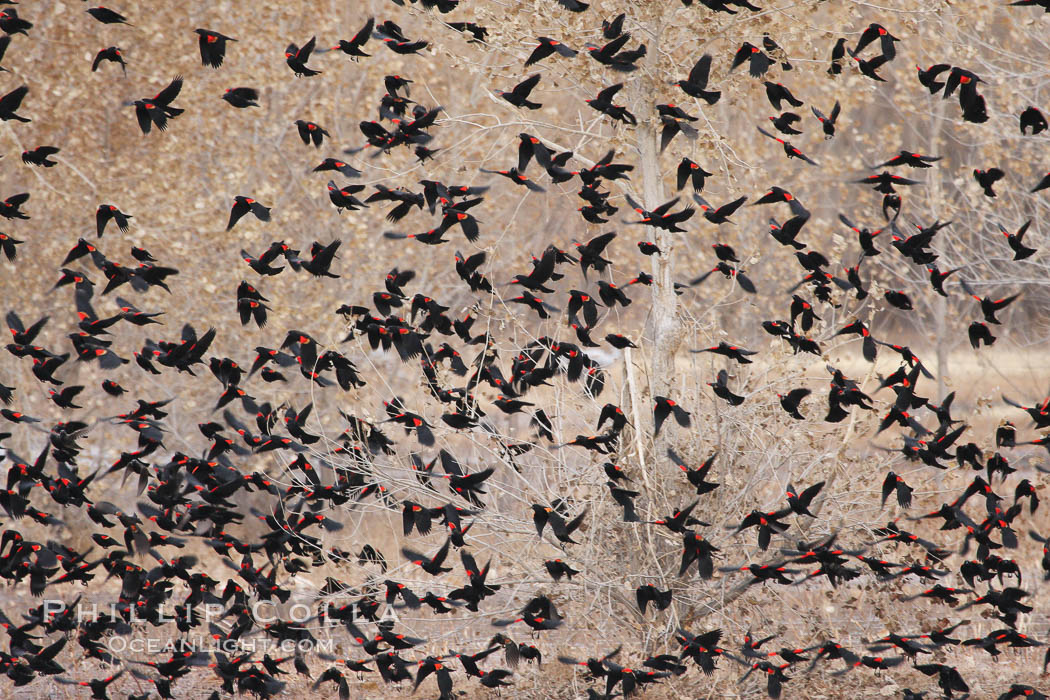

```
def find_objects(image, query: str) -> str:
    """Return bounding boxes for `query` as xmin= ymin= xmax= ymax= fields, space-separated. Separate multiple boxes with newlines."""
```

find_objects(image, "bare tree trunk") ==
xmin=928 ymin=100 xmax=949 ymax=399
xmin=935 ymin=294 xmax=947 ymax=399
xmin=628 ymin=16 xmax=681 ymax=449
xmin=621 ymin=12 xmax=691 ymax=643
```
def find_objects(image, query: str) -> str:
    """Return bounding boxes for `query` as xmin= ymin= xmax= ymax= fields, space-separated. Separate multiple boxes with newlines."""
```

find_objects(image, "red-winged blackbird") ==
xmin=881 ymin=472 xmax=913 ymax=508
xmin=648 ymin=499 xmax=706 ymax=533
xmin=333 ymin=17 xmax=373 ymax=59
xmin=693 ymin=193 xmax=747 ymax=224
xmin=605 ymin=334 xmax=637 ymax=349
xmin=49 ymin=385 xmax=84 ymax=409
xmin=624 ymin=194 xmax=694 ymax=232
xmin=691 ymin=261 xmax=756 ymax=293
xmin=516 ymin=132 xmax=553 ymax=172
xmin=926 ymin=265 xmax=959 ymax=296
xmin=584 ymin=33 xmax=646 ymax=72
xmin=1020 ymin=105 xmax=1048 ymax=135
xmin=375 ymin=20 xmax=428 ymax=55
xmin=480 ymin=167 xmax=545 ymax=192
xmin=597 ymin=280 xmax=631 ymax=307
xmin=91 ymin=47 xmax=126 ymax=74
xmin=575 ymin=231 xmax=616 ymax=278
xmin=778 ymin=388 xmax=811 ymax=419
xmin=694 ymin=341 xmax=756 ymax=364
xmin=730 ymin=42 xmax=772 ymax=77
xmin=757 ymin=126 xmax=819 ymax=165
xmin=532 ymin=502 xmax=587 ymax=544
xmin=674 ymin=54 xmax=720 ymax=104
xmin=132 ymin=76 xmax=183 ymax=134
xmin=769 ymin=111 xmax=802 ymax=135
xmin=733 ymin=506 xmax=793 ymax=551
xmin=917 ymin=63 xmax=951 ymax=93
xmin=446 ymin=21 xmax=487 ymax=43
xmin=0 ymin=85 xmax=30 ymax=122
xmin=965 ymin=323 xmax=991 ymax=350
xmin=0 ymin=231 xmax=21 ymax=259
xmin=21 ymin=145 xmax=59 ymax=167
xmin=526 ymin=36 xmax=576 ymax=66
xmin=708 ymin=369 xmax=745 ymax=406
xmin=999 ymin=220 xmax=1037 ymax=260
xmin=222 ymin=87 xmax=259 ymax=108
xmin=855 ymin=171 xmax=923 ymax=194
xmin=0 ymin=192 xmax=29 ymax=219
xmin=1032 ymin=171 xmax=1050 ymax=192
xmin=56 ymin=670 xmax=126 ymax=698
xmin=667 ymin=449 xmax=718 ymax=493
xmin=826 ymin=36 xmax=847 ymax=75
xmin=848 ymin=49 xmax=889 ymax=80
xmin=227 ymin=196 xmax=271 ymax=231
xmin=327 ymin=181 xmax=367 ymax=212
xmin=316 ymin=158 xmax=361 ymax=178
xmin=875 ymin=150 xmax=942 ymax=168
xmin=402 ymin=537 xmax=452 ymax=576
xmin=496 ymin=73 xmax=541 ymax=109
xmin=602 ymin=12 xmax=626 ymax=39
xmin=241 ymin=241 xmax=288 ymax=276
xmin=578 ymin=196 xmax=611 ymax=224
xmin=960 ymin=279 xmax=1020 ymax=324
xmin=545 ymin=559 xmax=580 ymax=581
xmin=811 ymin=101 xmax=840 ymax=138
xmin=636 ymin=584 xmax=673 ymax=614
xmin=86 ymin=7 xmax=131 ymax=25
xmin=676 ymin=158 xmax=712 ymax=192
xmin=96 ymin=204 xmax=132 ymax=237
xmin=196 ymin=28 xmax=236 ymax=67
xmin=973 ymin=167 xmax=1005 ymax=197
xmin=608 ymin=481 xmax=641 ymax=522
xmin=884 ymin=289 xmax=913 ymax=310
xmin=786 ymin=480 xmax=824 ymax=516
xmin=295 ymin=119 xmax=329 ymax=147
xmin=654 ymin=396 xmax=691 ymax=436
xmin=854 ymin=22 xmax=900 ymax=59
xmin=586 ymin=83 xmax=637 ymax=124
xmin=0 ymin=9 xmax=32 ymax=37
xmin=285 ymin=36 xmax=321 ymax=76
xmin=764 ymin=81 xmax=803 ymax=111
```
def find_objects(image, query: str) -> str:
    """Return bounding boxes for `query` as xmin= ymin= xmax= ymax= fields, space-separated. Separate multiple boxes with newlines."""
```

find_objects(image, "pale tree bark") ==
xmin=927 ymin=100 xmax=949 ymax=400
xmin=627 ymin=13 xmax=683 ymax=451
xmin=620 ymin=9 xmax=694 ymax=639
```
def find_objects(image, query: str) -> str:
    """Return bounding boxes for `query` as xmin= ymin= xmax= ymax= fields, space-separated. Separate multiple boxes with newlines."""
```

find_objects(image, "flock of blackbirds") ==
xmin=0 ymin=0 xmax=1048 ymax=699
